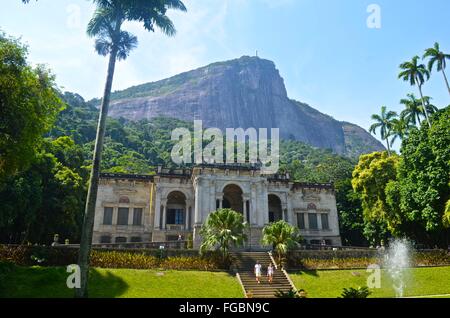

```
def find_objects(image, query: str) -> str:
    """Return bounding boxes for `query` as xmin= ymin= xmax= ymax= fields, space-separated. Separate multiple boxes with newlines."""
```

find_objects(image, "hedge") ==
xmin=287 ymin=249 xmax=450 ymax=270
xmin=0 ymin=245 xmax=225 ymax=271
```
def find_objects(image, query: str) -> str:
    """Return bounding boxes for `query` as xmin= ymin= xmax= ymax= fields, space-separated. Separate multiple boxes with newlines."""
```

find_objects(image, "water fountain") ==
xmin=383 ymin=238 xmax=411 ymax=298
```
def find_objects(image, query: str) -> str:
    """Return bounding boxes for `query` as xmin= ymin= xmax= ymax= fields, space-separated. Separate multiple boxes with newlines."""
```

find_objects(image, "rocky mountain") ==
xmin=100 ymin=56 xmax=384 ymax=157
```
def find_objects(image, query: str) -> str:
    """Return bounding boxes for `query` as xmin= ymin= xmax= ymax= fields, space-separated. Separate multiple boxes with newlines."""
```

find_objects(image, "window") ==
xmin=308 ymin=213 xmax=318 ymax=230
xmin=321 ymin=214 xmax=329 ymax=230
xmin=130 ymin=237 xmax=142 ymax=243
xmin=269 ymin=211 xmax=275 ymax=223
xmin=100 ymin=236 xmax=111 ymax=243
xmin=117 ymin=208 xmax=129 ymax=225
xmin=103 ymin=207 xmax=113 ymax=225
xmin=115 ymin=237 xmax=127 ymax=243
xmin=133 ymin=208 xmax=143 ymax=226
xmin=167 ymin=209 xmax=184 ymax=225
xmin=297 ymin=213 xmax=305 ymax=230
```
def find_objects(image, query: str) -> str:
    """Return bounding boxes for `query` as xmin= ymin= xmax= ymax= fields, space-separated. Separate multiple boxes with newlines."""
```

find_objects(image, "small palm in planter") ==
xmin=274 ymin=288 xmax=301 ymax=298
xmin=340 ymin=287 xmax=372 ymax=298
xmin=262 ymin=221 xmax=301 ymax=267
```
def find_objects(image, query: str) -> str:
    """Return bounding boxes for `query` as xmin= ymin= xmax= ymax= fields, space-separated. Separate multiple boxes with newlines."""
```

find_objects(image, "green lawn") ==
xmin=290 ymin=266 xmax=450 ymax=298
xmin=0 ymin=265 xmax=243 ymax=298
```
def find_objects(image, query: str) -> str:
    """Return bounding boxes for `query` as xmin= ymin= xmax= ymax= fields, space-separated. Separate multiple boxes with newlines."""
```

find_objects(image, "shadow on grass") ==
xmin=290 ymin=269 xmax=319 ymax=277
xmin=88 ymin=269 xmax=129 ymax=298
xmin=0 ymin=263 xmax=128 ymax=298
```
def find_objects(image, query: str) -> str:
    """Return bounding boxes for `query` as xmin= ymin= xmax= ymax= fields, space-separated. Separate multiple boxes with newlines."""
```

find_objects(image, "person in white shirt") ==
xmin=267 ymin=264 xmax=274 ymax=284
xmin=254 ymin=262 xmax=262 ymax=284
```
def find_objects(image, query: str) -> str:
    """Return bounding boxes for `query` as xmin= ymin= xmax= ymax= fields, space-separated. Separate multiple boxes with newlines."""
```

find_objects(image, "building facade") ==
xmin=93 ymin=165 xmax=342 ymax=248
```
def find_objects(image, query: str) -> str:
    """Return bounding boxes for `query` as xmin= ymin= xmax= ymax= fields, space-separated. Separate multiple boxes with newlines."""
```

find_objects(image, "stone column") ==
xmin=153 ymin=185 xmax=161 ymax=230
xmin=261 ymin=181 xmax=269 ymax=226
xmin=193 ymin=177 xmax=203 ymax=249
xmin=112 ymin=207 xmax=118 ymax=226
xmin=185 ymin=200 xmax=193 ymax=231
xmin=251 ymin=184 xmax=257 ymax=225
xmin=161 ymin=199 xmax=167 ymax=230
xmin=317 ymin=212 xmax=322 ymax=231
xmin=193 ymin=178 xmax=202 ymax=225
xmin=209 ymin=179 xmax=216 ymax=213
xmin=282 ymin=203 xmax=288 ymax=222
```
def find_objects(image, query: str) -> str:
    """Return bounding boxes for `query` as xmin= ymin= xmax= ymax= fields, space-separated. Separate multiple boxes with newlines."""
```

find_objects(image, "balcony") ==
xmin=165 ymin=224 xmax=187 ymax=231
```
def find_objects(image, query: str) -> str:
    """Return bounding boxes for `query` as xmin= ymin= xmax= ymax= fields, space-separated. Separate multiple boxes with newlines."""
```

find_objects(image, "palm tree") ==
xmin=423 ymin=42 xmax=450 ymax=96
xmin=399 ymin=93 xmax=424 ymax=126
xmin=200 ymin=209 xmax=248 ymax=262
xmin=76 ymin=0 xmax=186 ymax=298
xmin=389 ymin=117 xmax=414 ymax=147
xmin=422 ymin=98 xmax=439 ymax=117
xmin=261 ymin=220 xmax=301 ymax=267
xmin=369 ymin=106 xmax=398 ymax=155
xmin=398 ymin=56 xmax=432 ymax=127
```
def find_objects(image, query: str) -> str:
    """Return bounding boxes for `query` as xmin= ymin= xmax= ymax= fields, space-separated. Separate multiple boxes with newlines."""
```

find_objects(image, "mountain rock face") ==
xmin=105 ymin=56 xmax=384 ymax=157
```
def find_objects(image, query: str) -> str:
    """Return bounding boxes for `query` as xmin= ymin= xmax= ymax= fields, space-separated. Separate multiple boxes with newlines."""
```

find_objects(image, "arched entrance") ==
xmin=222 ymin=184 xmax=243 ymax=214
xmin=166 ymin=191 xmax=186 ymax=229
xmin=268 ymin=194 xmax=282 ymax=223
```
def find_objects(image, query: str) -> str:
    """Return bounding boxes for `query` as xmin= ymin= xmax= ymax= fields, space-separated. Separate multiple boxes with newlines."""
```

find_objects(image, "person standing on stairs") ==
xmin=254 ymin=261 xmax=262 ymax=284
xmin=267 ymin=264 xmax=274 ymax=284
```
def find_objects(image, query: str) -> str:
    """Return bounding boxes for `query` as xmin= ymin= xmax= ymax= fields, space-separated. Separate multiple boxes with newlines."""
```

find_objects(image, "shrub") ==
xmin=0 ymin=245 xmax=225 ymax=271
xmin=287 ymin=249 xmax=450 ymax=270
xmin=340 ymin=287 xmax=371 ymax=298
xmin=274 ymin=288 xmax=301 ymax=298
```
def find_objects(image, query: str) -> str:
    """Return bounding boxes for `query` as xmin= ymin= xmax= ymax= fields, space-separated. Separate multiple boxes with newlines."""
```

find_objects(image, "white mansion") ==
xmin=93 ymin=164 xmax=342 ymax=248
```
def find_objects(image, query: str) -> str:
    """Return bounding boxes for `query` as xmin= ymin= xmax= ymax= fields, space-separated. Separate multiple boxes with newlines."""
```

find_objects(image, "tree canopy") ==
xmin=0 ymin=33 xmax=64 ymax=179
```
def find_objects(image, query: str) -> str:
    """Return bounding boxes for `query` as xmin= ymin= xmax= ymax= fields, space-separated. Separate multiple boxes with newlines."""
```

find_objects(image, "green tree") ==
xmin=77 ymin=0 xmax=186 ymax=298
xmin=352 ymin=152 xmax=400 ymax=240
xmin=395 ymin=107 xmax=450 ymax=246
xmin=0 ymin=137 xmax=86 ymax=244
xmin=336 ymin=179 xmax=367 ymax=246
xmin=0 ymin=33 xmax=63 ymax=179
xmin=261 ymin=220 xmax=301 ymax=267
xmin=398 ymin=56 xmax=432 ymax=127
xmin=369 ymin=106 xmax=397 ymax=155
xmin=444 ymin=199 xmax=450 ymax=228
xmin=423 ymin=42 xmax=450 ymax=96
xmin=199 ymin=209 xmax=247 ymax=262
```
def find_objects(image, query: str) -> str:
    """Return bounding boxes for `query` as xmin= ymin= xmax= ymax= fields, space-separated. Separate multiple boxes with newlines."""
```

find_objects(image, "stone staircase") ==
xmin=231 ymin=252 xmax=295 ymax=298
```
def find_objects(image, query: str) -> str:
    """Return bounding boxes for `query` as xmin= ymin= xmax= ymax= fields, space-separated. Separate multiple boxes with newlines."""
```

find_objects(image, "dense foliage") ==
xmin=360 ymin=107 xmax=450 ymax=247
xmin=0 ymin=33 xmax=64 ymax=179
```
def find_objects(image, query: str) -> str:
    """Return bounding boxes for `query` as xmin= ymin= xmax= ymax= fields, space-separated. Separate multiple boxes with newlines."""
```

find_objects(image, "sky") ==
xmin=1 ymin=0 xmax=450 ymax=149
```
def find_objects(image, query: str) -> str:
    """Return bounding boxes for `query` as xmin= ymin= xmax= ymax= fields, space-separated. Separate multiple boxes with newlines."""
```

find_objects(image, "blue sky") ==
xmin=1 ymin=0 xmax=450 ymax=148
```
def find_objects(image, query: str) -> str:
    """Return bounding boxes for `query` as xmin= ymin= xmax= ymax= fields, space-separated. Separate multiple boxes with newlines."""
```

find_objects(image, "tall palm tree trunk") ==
xmin=442 ymin=69 xmax=450 ymax=96
xmin=385 ymin=138 xmax=391 ymax=156
xmin=416 ymin=77 xmax=432 ymax=128
xmin=76 ymin=46 xmax=118 ymax=298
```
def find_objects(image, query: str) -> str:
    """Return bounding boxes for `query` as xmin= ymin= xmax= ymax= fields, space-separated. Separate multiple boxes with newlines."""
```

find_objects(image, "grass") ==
xmin=0 ymin=264 xmax=243 ymax=298
xmin=290 ymin=266 xmax=450 ymax=298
